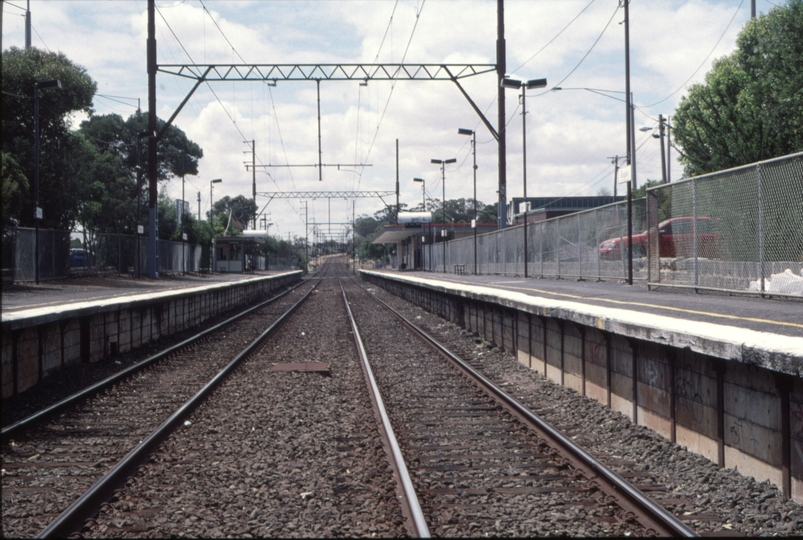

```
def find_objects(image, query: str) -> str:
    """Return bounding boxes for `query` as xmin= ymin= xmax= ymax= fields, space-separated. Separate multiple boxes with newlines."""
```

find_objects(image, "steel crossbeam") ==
xmin=157 ymin=63 xmax=496 ymax=82
xmin=258 ymin=191 xmax=395 ymax=199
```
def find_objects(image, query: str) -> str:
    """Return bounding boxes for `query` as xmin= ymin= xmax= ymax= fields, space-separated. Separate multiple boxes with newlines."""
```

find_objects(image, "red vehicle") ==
xmin=599 ymin=217 xmax=720 ymax=260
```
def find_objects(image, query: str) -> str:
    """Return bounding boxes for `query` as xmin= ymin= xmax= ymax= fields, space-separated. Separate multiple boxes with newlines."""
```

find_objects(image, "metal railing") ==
xmin=3 ymin=229 xmax=208 ymax=283
xmin=417 ymin=152 xmax=802 ymax=297
xmin=422 ymin=198 xmax=648 ymax=282
xmin=646 ymin=152 xmax=803 ymax=296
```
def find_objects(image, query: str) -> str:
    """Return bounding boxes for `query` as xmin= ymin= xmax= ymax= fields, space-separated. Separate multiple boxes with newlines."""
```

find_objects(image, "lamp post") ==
xmin=413 ymin=177 xmax=426 ymax=211
xmin=135 ymin=130 xmax=155 ymax=278
xmin=209 ymin=178 xmax=222 ymax=271
xmin=552 ymin=85 xmax=637 ymax=284
xmin=34 ymin=79 xmax=61 ymax=285
xmin=502 ymin=76 xmax=547 ymax=278
xmin=457 ymin=128 xmax=479 ymax=275
xmin=414 ymin=177 xmax=427 ymax=272
xmin=639 ymin=114 xmax=673 ymax=184
xmin=431 ymin=158 xmax=456 ymax=273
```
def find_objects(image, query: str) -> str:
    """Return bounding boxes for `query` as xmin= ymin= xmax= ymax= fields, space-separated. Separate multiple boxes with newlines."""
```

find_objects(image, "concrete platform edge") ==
xmin=360 ymin=270 xmax=803 ymax=377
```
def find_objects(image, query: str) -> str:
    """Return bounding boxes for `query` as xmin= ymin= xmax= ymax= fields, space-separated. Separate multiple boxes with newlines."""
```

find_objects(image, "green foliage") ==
xmin=79 ymin=112 xmax=203 ymax=180
xmin=212 ymin=195 xmax=257 ymax=235
xmin=2 ymin=47 xmax=97 ymax=229
xmin=1 ymin=152 xmax=28 ymax=227
xmin=673 ymin=0 xmax=803 ymax=176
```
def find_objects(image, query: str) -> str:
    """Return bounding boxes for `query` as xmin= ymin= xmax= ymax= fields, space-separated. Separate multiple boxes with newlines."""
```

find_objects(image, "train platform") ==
xmin=380 ymin=270 xmax=802 ymax=339
xmin=2 ymin=271 xmax=303 ymax=400
xmin=1 ymin=271 xmax=287 ymax=317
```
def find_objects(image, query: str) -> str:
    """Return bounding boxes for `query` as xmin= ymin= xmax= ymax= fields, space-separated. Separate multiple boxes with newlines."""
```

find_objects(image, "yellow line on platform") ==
xmin=435 ymin=277 xmax=803 ymax=330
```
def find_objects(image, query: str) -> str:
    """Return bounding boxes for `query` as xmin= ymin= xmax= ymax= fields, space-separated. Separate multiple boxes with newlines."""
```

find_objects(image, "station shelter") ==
xmin=372 ymin=212 xmax=498 ymax=270
xmin=213 ymin=233 xmax=265 ymax=273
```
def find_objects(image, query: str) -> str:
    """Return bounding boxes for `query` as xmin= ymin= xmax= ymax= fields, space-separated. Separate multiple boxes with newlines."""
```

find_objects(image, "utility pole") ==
xmin=147 ymin=0 xmax=159 ymax=278
xmin=623 ymin=0 xmax=634 ymax=286
xmin=658 ymin=114 xmax=667 ymax=184
xmin=301 ymin=201 xmax=309 ymax=273
xmin=25 ymin=0 xmax=32 ymax=49
xmin=496 ymin=0 xmax=507 ymax=229
xmin=197 ymin=191 xmax=201 ymax=220
xmin=317 ymin=80 xmax=323 ymax=181
xmin=395 ymin=139 xmax=400 ymax=224
xmin=608 ymin=155 xmax=622 ymax=198
xmin=666 ymin=116 xmax=672 ymax=183
xmin=244 ymin=140 xmax=256 ymax=212
xmin=751 ymin=0 xmax=756 ymax=19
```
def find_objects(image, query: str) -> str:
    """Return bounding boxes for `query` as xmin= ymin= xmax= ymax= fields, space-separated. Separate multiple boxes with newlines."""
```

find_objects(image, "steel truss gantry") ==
xmin=146 ymin=0 xmax=509 ymax=280
xmin=157 ymin=63 xmax=495 ymax=82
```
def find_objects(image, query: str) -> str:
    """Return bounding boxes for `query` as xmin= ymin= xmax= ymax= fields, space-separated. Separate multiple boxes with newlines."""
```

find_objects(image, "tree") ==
xmin=2 ymin=47 xmax=97 ymax=229
xmin=79 ymin=112 xmax=203 ymax=180
xmin=673 ymin=0 xmax=803 ymax=176
xmin=211 ymin=195 xmax=257 ymax=235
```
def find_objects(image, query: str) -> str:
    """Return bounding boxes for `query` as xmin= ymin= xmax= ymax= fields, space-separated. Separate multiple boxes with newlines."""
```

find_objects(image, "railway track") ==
xmin=3 ymin=256 xmax=698 ymax=536
xmin=341 ymin=270 xmax=697 ymax=537
xmin=1 ymin=280 xmax=315 ymax=538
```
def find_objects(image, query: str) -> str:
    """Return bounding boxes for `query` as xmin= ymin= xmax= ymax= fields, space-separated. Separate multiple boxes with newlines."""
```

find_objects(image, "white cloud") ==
xmin=5 ymin=0 xmax=770 ymax=237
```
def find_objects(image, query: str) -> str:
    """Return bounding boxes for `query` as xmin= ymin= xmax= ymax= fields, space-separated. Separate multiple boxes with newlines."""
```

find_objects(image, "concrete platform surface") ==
xmin=376 ymin=271 xmax=803 ymax=339
xmin=1 ymin=272 xmax=288 ymax=317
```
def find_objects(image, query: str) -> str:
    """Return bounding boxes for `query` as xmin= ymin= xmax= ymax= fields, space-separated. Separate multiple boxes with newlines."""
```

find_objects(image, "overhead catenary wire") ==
xmin=644 ymin=0 xmax=745 ymax=107
xmin=158 ymin=2 xmax=304 ymax=222
xmin=533 ymin=1 xmax=621 ymax=98
xmin=358 ymin=0 xmax=426 ymax=190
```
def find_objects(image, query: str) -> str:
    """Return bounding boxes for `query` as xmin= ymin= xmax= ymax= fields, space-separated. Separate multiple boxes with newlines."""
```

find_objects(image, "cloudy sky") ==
xmin=2 ymin=0 xmax=779 ymax=240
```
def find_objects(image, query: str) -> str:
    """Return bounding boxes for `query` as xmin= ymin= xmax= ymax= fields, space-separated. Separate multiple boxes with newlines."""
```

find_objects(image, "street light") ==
xmin=33 ymin=79 xmax=61 ymax=285
xmin=458 ymin=128 xmax=479 ymax=275
xmin=209 ymin=178 xmax=222 ymax=272
xmin=552 ymin=85 xmax=637 ymax=285
xmin=414 ymin=178 xmax=431 ymax=271
xmin=502 ymin=75 xmax=547 ymax=278
xmin=413 ymin=177 xmax=426 ymax=210
xmin=135 ymin=130 xmax=156 ymax=278
xmin=431 ymin=158 xmax=456 ymax=273
xmin=639 ymin=114 xmax=673 ymax=184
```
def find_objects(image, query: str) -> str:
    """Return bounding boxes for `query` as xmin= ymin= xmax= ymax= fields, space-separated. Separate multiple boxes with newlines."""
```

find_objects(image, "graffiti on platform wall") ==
xmin=676 ymin=367 xmax=705 ymax=424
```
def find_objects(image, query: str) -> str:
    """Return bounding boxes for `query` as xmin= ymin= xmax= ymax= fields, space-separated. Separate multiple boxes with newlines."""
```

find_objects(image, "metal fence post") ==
xmin=595 ymin=209 xmax=601 ymax=281
xmin=577 ymin=213 xmax=583 ymax=279
xmin=539 ymin=223 xmax=544 ymax=278
xmin=693 ymin=177 xmax=698 ymax=287
xmin=757 ymin=163 xmax=765 ymax=294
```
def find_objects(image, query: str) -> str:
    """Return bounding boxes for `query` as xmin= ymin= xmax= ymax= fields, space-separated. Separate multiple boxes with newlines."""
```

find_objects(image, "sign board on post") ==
xmin=619 ymin=165 xmax=632 ymax=184
xmin=176 ymin=199 xmax=190 ymax=223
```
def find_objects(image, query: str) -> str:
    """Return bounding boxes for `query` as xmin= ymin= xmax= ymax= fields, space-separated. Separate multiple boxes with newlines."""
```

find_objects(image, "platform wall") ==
xmin=362 ymin=272 xmax=803 ymax=504
xmin=2 ymin=272 xmax=302 ymax=399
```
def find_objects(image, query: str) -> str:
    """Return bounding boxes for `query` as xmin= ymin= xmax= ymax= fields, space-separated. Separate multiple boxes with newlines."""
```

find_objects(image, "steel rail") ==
xmin=362 ymin=286 xmax=698 ymax=538
xmin=36 ymin=280 xmax=320 ymax=539
xmin=2 ymin=281 xmax=305 ymax=440
xmin=340 ymin=281 xmax=430 ymax=538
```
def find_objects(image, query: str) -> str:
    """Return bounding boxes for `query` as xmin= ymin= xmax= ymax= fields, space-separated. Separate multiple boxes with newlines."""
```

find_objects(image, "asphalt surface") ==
xmin=387 ymin=271 xmax=803 ymax=339
xmin=0 ymin=272 xmax=291 ymax=315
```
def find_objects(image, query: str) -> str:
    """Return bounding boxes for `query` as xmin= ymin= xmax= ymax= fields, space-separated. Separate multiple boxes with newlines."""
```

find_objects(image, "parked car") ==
xmin=599 ymin=216 xmax=720 ymax=260
xmin=70 ymin=248 xmax=94 ymax=267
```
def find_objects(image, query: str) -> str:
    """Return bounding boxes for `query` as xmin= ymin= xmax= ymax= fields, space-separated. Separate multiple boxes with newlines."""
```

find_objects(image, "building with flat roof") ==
xmin=372 ymin=213 xmax=497 ymax=270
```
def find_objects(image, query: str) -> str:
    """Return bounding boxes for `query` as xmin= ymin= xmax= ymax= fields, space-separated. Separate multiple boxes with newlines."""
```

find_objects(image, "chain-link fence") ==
xmin=423 ymin=198 xmax=647 ymax=281
xmin=3 ymin=228 xmax=210 ymax=282
xmin=646 ymin=152 xmax=803 ymax=296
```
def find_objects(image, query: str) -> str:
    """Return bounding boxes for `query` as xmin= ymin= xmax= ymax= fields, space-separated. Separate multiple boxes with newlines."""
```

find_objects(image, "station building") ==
xmin=372 ymin=212 xmax=498 ymax=270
